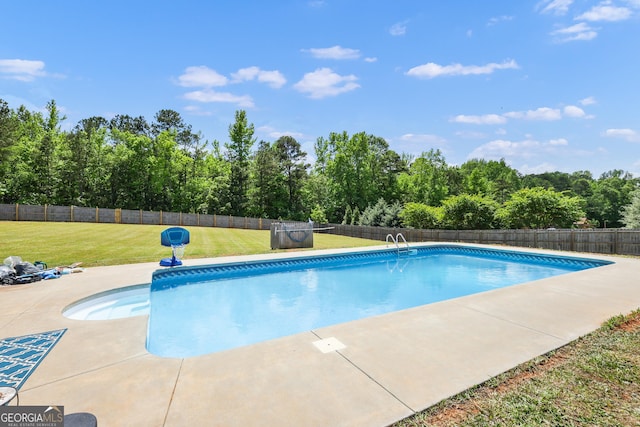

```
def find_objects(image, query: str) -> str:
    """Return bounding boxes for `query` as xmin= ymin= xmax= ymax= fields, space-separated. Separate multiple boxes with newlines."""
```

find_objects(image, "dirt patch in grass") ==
xmin=394 ymin=310 xmax=640 ymax=427
xmin=619 ymin=312 xmax=640 ymax=332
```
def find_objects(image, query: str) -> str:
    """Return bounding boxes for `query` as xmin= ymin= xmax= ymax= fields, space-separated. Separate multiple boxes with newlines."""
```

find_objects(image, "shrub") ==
xmin=399 ymin=202 xmax=442 ymax=229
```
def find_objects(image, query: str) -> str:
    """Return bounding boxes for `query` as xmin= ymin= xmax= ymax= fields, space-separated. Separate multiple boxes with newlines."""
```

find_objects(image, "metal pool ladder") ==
xmin=386 ymin=233 xmax=415 ymax=256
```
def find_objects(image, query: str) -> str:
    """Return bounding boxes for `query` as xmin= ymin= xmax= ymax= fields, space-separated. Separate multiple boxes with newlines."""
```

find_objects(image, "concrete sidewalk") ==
xmin=1 ymin=244 xmax=639 ymax=427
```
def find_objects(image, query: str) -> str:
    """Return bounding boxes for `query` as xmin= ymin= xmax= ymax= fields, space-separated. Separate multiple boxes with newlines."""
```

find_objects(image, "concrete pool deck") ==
xmin=1 ymin=243 xmax=639 ymax=426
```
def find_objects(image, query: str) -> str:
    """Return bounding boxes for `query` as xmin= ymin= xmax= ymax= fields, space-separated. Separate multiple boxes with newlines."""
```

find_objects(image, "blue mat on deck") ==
xmin=0 ymin=329 xmax=66 ymax=389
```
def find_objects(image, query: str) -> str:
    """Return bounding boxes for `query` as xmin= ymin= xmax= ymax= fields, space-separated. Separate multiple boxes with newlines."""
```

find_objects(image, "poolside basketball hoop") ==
xmin=270 ymin=222 xmax=313 ymax=249
xmin=160 ymin=227 xmax=190 ymax=267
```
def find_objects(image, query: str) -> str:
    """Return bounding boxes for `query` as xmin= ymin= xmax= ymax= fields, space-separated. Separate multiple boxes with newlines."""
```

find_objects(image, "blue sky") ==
xmin=2 ymin=0 xmax=639 ymax=177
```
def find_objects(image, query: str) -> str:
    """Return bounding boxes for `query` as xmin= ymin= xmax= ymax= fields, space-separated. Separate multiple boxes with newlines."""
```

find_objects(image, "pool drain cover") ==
xmin=312 ymin=337 xmax=346 ymax=353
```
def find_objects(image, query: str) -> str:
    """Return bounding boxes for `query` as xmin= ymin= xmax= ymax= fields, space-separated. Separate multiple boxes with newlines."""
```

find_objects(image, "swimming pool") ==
xmin=142 ymin=245 xmax=610 ymax=358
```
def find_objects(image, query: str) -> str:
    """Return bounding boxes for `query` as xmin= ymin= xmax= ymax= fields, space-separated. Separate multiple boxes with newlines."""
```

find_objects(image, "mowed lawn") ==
xmin=0 ymin=221 xmax=381 ymax=267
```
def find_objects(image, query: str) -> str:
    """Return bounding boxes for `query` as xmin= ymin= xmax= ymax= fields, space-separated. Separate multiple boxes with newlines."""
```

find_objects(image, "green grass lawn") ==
xmin=0 ymin=221 xmax=382 ymax=267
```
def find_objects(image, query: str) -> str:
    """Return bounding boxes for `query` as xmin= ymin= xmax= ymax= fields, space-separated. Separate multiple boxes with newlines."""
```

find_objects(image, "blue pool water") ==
xmin=146 ymin=246 xmax=610 ymax=358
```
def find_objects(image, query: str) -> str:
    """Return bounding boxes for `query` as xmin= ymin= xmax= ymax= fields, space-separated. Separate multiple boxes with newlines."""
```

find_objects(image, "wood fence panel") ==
xmin=142 ymin=211 xmax=161 ymax=225
xmin=162 ymin=212 xmax=181 ymax=225
xmin=198 ymin=214 xmax=215 ymax=227
xmin=216 ymin=216 xmax=230 ymax=228
xmin=73 ymin=207 xmax=98 ymax=223
xmin=17 ymin=205 xmax=45 ymax=221
xmin=120 ymin=209 xmax=142 ymax=224
xmin=0 ymin=204 xmax=16 ymax=221
xmin=246 ymin=217 xmax=260 ymax=230
xmin=47 ymin=205 xmax=71 ymax=222
xmin=618 ymin=230 xmax=640 ymax=255
xmin=98 ymin=208 xmax=117 ymax=223
xmin=182 ymin=213 xmax=199 ymax=226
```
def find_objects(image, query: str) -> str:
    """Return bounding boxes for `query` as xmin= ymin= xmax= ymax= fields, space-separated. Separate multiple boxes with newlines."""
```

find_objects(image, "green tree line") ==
xmin=0 ymin=99 xmax=638 ymax=229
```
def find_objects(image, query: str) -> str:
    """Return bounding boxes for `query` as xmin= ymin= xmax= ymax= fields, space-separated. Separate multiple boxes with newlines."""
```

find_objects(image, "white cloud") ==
xmin=453 ymin=103 xmax=590 ymax=127
xmin=450 ymin=114 xmax=507 ymax=125
xmin=550 ymin=22 xmax=598 ymax=42
xmin=304 ymin=45 xmax=361 ymax=60
xmin=178 ymin=66 xmax=228 ymax=87
xmin=183 ymin=105 xmax=213 ymax=116
xmin=0 ymin=59 xmax=47 ymax=81
xmin=231 ymin=66 xmax=286 ymax=88
xmin=563 ymin=105 xmax=587 ymax=118
xmin=183 ymin=89 xmax=254 ymax=108
xmin=504 ymin=107 xmax=562 ymax=121
xmin=406 ymin=59 xmax=519 ymax=79
xmin=519 ymin=162 xmax=559 ymax=174
xmin=576 ymin=3 xmax=632 ymax=21
xmin=487 ymin=15 xmax=514 ymax=26
xmin=455 ymin=130 xmax=488 ymax=139
xmin=549 ymin=138 xmax=569 ymax=145
xmin=603 ymin=128 xmax=640 ymax=142
xmin=257 ymin=126 xmax=305 ymax=139
xmin=364 ymin=57 xmax=378 ymax=63
xmin=293 ymin=68 xmax=360 ymax=99
xmin=392 ymin=133 xmax=448 ymax=155
xmin=580 ymin=96 xmax=597 ymax=105
xmin=468 ymin=139 xmax=542 ymax=160
xmin=468 ymin=137 xmax=572 ymax=165
xmin=177 ymin=65 xmax=284 ymax=108
xmin=389 ymin=21 xmax=408 ymax=36
xmin=536 ymin=0 xmax=574 ymax=15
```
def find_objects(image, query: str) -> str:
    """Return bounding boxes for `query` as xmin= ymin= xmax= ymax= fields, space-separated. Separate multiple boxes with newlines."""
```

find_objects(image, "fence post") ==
xmin=96 ymin=207 xmax=99 ymax=223
xmin=570 ymin=229 xmax=575 ymax=252
xmin=44 ymin=204 xmax=48 ymax=222
xmin=15 ymin=203 xmax=19 ymax=221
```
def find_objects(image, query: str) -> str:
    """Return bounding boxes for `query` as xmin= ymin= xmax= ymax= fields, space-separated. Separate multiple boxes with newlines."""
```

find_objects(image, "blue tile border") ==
xmin=151 ymin=245 xmax=612 ymax=291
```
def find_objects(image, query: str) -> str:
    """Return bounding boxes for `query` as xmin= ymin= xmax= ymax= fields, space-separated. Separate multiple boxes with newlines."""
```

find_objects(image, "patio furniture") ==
xmin=64 ymin=412 xmax=97 ymax=427
xmin=0 ymin=386 xmax=18 ymax=405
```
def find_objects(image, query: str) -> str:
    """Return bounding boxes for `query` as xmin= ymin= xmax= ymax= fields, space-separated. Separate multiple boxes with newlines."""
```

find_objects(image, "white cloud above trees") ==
xmin=303 ymin=45 xmax=361 ymax=60
xmin=293 ymin=68 xmax=360 ymax=99
xmin=406 ymin=60 xmax=519 ymax=79
xmin=0 ymin=59 xmax=48 ymax=81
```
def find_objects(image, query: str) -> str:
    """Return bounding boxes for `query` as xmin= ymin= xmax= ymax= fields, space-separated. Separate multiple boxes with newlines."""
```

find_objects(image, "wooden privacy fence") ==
xmin=0 ymin=203 xmax=275 ymax=230
xmin=323 ymin=224 xmax=640 ymax=256
xmin=1 ymin=203 xmax=639 ymax=256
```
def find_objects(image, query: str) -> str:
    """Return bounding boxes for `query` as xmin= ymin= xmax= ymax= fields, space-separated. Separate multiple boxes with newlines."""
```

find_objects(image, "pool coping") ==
xmin=1 ymin=242 xmax=639 ymax=426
